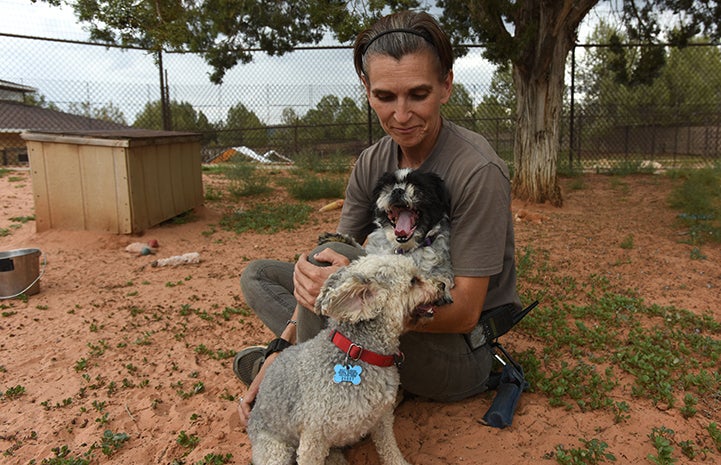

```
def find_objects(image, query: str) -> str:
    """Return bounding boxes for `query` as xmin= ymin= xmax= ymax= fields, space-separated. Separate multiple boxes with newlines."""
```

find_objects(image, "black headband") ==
xmin=362 ymin=28 xmax=433 ymax=55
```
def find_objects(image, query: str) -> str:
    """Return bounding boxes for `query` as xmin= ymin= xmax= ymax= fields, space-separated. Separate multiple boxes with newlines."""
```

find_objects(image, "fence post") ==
xmin=367 ymin=98 xmax=373 ymax=146
xmin=569 ymin=43 xmax=576 ymax=168
xmin=158 ymin=49 xmax=171 ymax=131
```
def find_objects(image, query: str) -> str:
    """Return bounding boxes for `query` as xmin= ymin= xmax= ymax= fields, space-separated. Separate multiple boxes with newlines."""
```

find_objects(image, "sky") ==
xmin=0 ymin=0 xmax=604 ymax=124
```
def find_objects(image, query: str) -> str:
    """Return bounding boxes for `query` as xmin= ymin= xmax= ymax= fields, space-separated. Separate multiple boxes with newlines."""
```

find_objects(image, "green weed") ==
xmin=176 ymin=381 xmax=205 ymax=399
xmin=709 ymin=422 xmax=721 ymax=452
xmin=177 ymin=430 xmax=200 ymax=451
xmin=555 ymin=438 xmax=616 ymax=464
xmin=223 ymin=160 xmax=273 ymax=197
xmin=39 ymin=445 xmax=90 ymax=465
xmin=284 ymin=174 xmax=345 ymax=200
xmin=293 ymin=150 xmax=352 ymax=174
xmin=647 ymin=426 xmax=677 ymax=465
xmin=193 ymin=453 xmax=233 ymax=465
xmin=9 ymin=215 xmax=34 ymax=224
xmin=2 ymin=385 xmax=26 ymax=400
xmin=220 ymin=202 xmax=312 ymax=234
xmin=98 ymin=430 xmax=130 ymax=457
xmin=680 ymin=394 xmax=697 ymax=418
xmin=619 ymin=234 xmax=634 ymax=249
xmin=669 ymin=168 xmax=721 ymax=244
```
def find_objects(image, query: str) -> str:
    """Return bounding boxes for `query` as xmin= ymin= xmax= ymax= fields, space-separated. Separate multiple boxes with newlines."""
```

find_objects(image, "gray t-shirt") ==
xmin=338 ymin=119 xmax=521 ymax=311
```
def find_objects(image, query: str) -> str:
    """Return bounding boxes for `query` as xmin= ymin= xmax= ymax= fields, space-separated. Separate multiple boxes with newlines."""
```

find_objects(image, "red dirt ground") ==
xmin=0 ymin=168 xmax=719 ymax=464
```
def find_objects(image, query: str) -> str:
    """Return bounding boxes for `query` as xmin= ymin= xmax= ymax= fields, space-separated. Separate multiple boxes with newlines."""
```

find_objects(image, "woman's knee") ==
xmin=307 ymin=241 xmax=365 ymax=266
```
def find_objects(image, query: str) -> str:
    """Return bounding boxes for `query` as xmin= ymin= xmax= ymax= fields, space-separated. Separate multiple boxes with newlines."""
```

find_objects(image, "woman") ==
xmin=236 ymin=10 xmax=521 ymax=426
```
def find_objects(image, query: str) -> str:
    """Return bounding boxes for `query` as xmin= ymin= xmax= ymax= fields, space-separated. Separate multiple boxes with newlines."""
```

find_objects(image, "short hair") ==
xmin=353 ymin=11 xmax=454 ymax=83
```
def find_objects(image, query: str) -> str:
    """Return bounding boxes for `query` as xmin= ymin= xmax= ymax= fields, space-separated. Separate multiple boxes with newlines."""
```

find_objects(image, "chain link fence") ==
xmin=2 ymin=29 xmax=720 ymax=171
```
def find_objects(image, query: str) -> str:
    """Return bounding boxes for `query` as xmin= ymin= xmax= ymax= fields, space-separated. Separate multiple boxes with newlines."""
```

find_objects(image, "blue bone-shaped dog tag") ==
xmin=333 ymin=364 xmax=363 ymax=385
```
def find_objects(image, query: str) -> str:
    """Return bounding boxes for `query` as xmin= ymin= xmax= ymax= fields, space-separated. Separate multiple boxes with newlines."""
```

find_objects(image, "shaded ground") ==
xmin=0 ymin=168 xmax=719 ymax=464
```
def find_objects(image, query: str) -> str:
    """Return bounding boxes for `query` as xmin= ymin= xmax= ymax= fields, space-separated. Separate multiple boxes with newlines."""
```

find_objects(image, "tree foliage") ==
xmin=133 ymin=99 xmax=216 ymax=143
xmin=68 ymin=100 xmax=127 ymax=125
xmin=40 ymin=0 xmax=721 ymax=204
xmin=580 ymin=21 xmax=721 ymax=129
xmin=219 ymin=102 xmax=267 ymax=147
xmin=37 ymin=0 xmax=421 ymax=84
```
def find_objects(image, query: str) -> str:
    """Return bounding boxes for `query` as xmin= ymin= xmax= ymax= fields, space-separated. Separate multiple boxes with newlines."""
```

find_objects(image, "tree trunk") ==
xmin=511 ymin=42 xmax=568 ymax=207
xmin=510 ymin=0 xmax=599 ymax=207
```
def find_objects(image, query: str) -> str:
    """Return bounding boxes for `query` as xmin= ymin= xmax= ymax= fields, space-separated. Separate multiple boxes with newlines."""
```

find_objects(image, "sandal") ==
xmin=233 ymin=346 xmax=266 ymax=387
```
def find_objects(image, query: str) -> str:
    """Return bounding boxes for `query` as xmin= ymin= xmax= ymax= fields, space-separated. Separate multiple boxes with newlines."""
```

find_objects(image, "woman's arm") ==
xmin=407 ymin=275 xmax=489 ymax=334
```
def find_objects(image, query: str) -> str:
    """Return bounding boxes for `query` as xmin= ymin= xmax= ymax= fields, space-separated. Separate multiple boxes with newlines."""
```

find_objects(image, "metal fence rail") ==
xmin=2 ymin=29 xmax=720 ymax=171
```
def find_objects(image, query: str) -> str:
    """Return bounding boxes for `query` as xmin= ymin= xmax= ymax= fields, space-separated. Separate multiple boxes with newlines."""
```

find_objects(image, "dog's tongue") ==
xmin=395 ymin=210 xmax=415 ymax=237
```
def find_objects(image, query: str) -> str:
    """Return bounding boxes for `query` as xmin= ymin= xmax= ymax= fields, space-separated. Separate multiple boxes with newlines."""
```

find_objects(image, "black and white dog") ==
xmin=320 ymin=168 xmax=454 ymax=308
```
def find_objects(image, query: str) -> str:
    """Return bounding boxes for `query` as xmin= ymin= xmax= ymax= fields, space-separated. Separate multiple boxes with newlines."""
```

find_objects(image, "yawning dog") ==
xmin=247 ymin=254 xmax=447 ymax=465
xmin=321 ymin=168 xmax=454 ymax=306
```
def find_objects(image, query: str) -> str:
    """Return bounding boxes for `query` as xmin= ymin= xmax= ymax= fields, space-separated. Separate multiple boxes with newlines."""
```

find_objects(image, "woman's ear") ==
xmin=361 ymin=74 xmax=371 ymax=97
xmin=440 ymin=70 xmax=454 ymax=104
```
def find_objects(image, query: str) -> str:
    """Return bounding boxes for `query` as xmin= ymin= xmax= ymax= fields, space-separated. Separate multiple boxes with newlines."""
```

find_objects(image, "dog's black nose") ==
xmin=390 ymin=188 xmax=406 ymax=203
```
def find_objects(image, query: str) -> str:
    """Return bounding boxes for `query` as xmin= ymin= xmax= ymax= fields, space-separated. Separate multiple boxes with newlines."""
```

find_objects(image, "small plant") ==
xmin=678 ymin=440 xmax=697 ymax=459
xmin=88 ymin=340 xmax=109 ymax=357
xmin=193 ymin=453 xmax=233 ymax=465
xmin=177 ymin=381 xmax=205 ymax=399
xmin=204 ymin=186 xmax=223 ymax=201
xmin=3 ymin=385 xmax=26 ymax=400
xmin=555 ymin=438 xmax=616 ymax=464
xmin=220 ymin=202 xmax=313 ymax=234
xmin=39 ymin=445 xmax=90 ymax=465
xmin=224 ymin=159 xmax=272 ymax=197
xmin=708 ymin=422 xmax=721 ymax=452
xmin=92 ymin=400 xmax=106 ymax=412
xmin=612 ymin=400 xmax=630 ymax=424
xmin=177 ymin=430 xmax=200 ymax=451
xmin=10 ymin=215 xmax=35 ymax=224
xmin=669 ymin=168 xmax=721 ymax=245
xmin=620 ymin=234 xmax=634 ymax=249
xmin=647 ymin=426 xmax=677 ymax=465
xmin=98 ymin=430 xmax=130 ymax=457
xmin=689 ymin=247 xmax=706 ymax=260
xmin=74 ymin=358 xmax=89 ymax=372
xmin=284 ymin=174 xmax=346 ymax=200
xmin=680 ymin=393 xmax=697 ymax=418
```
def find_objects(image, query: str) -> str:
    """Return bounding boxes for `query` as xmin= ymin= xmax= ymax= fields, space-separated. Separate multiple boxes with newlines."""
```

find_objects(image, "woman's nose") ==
xmin=393 ymin=99 xmax=412 ymax=123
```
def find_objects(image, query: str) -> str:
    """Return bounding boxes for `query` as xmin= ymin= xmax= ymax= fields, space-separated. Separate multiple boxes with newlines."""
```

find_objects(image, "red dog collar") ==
xmin=330 ymin=330 xmax=403 ymax=367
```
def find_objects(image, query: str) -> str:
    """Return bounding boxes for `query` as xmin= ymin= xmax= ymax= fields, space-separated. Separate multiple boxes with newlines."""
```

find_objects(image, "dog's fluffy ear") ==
xmin=315 ymin=270 xmax=378 ymax=323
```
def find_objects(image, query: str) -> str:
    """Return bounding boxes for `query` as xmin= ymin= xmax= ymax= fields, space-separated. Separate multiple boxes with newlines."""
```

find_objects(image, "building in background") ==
xmin=1 ymin=79 xmax=128 ymax=165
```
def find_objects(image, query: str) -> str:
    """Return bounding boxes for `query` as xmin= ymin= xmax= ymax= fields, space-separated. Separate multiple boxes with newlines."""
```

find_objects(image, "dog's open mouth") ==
xmin=413 ymin=303 xmax=435 ymax=319
xmin=389 ymin=207 xmax=418 ymax=243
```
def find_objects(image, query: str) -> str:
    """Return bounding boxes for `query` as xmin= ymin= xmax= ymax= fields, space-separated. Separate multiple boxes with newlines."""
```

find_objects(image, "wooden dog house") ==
xmin=22 ymin=129 xmax=203 ymax=234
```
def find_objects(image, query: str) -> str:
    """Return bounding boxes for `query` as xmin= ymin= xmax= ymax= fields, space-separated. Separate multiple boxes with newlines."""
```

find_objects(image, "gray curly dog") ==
xmin=247 ymin=254 xmax=447 ymax=465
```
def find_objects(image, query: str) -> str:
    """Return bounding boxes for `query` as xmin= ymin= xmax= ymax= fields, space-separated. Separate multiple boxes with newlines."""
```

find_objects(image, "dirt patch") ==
xmin=0 ymin=169 xmax=719 ymax=464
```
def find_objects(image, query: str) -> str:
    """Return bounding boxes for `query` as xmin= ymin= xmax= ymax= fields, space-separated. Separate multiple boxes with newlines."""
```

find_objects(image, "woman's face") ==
xmin=363 ymin=50 xmax=453 ymax=157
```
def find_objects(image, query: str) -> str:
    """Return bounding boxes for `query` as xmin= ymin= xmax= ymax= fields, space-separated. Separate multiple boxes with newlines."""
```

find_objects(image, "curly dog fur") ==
xmin=247 ymin=254 xmax=447 ymax=465
xmin=320 ymin=168 xmax=454 ymax=305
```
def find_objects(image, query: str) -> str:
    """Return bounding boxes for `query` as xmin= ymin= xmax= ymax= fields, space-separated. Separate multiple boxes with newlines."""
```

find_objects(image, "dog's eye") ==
xmin=410 ymin=277 xmax=419 ymax=286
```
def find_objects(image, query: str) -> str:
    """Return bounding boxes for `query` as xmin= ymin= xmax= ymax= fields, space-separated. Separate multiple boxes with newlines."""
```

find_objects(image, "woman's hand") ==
xmin=237 ymin=351 xmax=280 ymax=427
xmin=293 ymin=249 xmax=350 ymax=311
